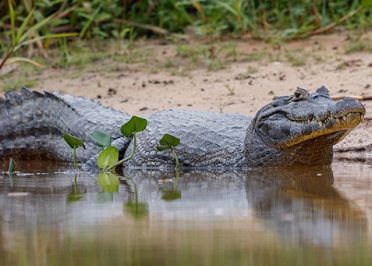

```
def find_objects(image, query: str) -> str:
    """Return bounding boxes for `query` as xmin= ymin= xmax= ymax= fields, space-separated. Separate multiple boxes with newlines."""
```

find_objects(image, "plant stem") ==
xmin=73 ymin=174 xmax=78 ymax=194
xmin=72 ymin=148 xmax=77 ymax=170
xmin=174 ymin=166 xmax=179 ymax=190
xmin=0 ymin=46 xmax=14 ymax=70
xmin=107 ymin=134 xmax=137 ymax=170
xmin=171 ymin=149 xmax=180 ymax=170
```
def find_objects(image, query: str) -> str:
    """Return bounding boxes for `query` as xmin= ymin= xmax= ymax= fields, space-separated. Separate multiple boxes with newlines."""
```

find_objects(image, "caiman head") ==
xmin=245 ymin=86 xmax=365 ymax=166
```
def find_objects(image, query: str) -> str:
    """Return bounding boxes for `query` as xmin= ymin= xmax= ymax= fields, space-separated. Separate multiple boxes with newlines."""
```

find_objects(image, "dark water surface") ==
xmin=0 ymin=161 xmax=371 ymax=265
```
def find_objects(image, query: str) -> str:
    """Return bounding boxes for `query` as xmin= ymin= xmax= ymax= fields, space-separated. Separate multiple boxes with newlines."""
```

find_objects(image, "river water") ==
xmin=0 ymin=161 xmax=371 ymax=265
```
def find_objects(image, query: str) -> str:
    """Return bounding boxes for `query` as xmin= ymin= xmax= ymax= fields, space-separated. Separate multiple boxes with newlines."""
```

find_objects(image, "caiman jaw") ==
xmin=282 ymin=111 xmax=365 ymax=148
xmin=247 ymin=87 xmax=366 ymax=167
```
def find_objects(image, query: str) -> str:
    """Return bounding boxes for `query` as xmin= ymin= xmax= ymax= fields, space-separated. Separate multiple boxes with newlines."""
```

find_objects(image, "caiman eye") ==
xmin=316 ymin=86 xmax=330 ymax=96
xmin=293 ymin=87 xmax=310 ymax=101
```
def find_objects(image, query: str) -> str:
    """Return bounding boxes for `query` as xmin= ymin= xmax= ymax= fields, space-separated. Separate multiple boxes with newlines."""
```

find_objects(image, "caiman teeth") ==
xmin=289 ymin=112 xmax=364 ymax=126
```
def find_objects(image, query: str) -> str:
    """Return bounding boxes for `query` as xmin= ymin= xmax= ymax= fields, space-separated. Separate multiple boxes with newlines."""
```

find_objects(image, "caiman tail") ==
xmin=0 ymin=88 xmax=129 ymax=162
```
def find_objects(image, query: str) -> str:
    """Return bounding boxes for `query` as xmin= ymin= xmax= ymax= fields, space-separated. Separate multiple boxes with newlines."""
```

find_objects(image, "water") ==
xmin=0 ymin=161 xmax=371 ymax=265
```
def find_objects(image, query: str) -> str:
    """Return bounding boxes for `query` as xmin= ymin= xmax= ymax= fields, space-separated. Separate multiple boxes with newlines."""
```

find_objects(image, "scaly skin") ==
xmin=0 ymin=86 xmax=366 ymax=169
xmin=0 ymin=88 xmax=131 ymax=162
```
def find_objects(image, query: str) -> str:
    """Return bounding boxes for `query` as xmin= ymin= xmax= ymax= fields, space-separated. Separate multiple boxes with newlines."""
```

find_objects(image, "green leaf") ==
xmin=5 ymin=57 xmax=45 ymax=68
xmin=97 ymin=147 xmax=119 ymax=170
xmin=121 ymin=116 xmax=148 ymax=138
xmin=14 ymin=33 xmax=78 ymax=52
xmin=80 ymin=6 xmax=102 ymax=38
xmin=91 ymin=130 xmax=112 ymax=148
xmin=161 ymin=190 xmax=182 ymax=201
xmin=16 ymin=8 xmax=35 ymax=43
xmin=8 ymin=0 xmax=16 ymax=45
xmin=18 ymin=14 xmax=53 ymax=44
xmin=97 ymin=172 xmax=119 ymax=193
xmin=63 ymin=133 xmax=85 ymax=149
xmin=8 ymin=158 xmax=15 ymax=178
xmin=159 ymin=134 xmax=180 ymax=148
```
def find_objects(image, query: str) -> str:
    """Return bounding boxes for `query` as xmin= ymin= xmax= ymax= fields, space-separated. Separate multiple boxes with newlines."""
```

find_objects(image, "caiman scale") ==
xmin=0 ymin=86 xmax=366 ymax=169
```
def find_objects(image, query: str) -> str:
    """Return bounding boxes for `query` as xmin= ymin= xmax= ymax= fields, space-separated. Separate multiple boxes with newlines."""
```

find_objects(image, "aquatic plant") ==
xmin=63 ymin=133 xmax=85 ymax=170
xmin=157 ymin=133 xmax=181 ymax=169
xmin=96 ymin=116 xmax=148 ymax=171
xmin=91 ymin=130 xmax=112 ymax=149
xmin=156 ymin=134 xmax=182 ymax=201
xmin=64 ymin=117 xmax=183 ymax=174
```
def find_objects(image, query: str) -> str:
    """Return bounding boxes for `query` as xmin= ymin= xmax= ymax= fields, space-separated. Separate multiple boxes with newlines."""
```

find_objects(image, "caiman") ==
xmin=0 ymin=86 xmax=367 ymax=169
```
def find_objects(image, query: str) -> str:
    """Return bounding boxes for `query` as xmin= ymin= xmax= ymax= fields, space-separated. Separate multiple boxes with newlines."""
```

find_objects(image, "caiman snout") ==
xmin=253 ymin=88 xmax=366 ymax=149
xmin=334 ymin=97 xmax=366 ymax=119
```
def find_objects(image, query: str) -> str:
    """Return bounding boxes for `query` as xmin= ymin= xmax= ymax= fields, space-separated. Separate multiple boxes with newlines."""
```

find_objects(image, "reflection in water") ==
xmin=245 ymin=166 xmax=367 ymax=245
xmin=0 ymin=162 xmax=371 ymax=265
xmin=123 ymin=166 xmax=367 ymax=245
